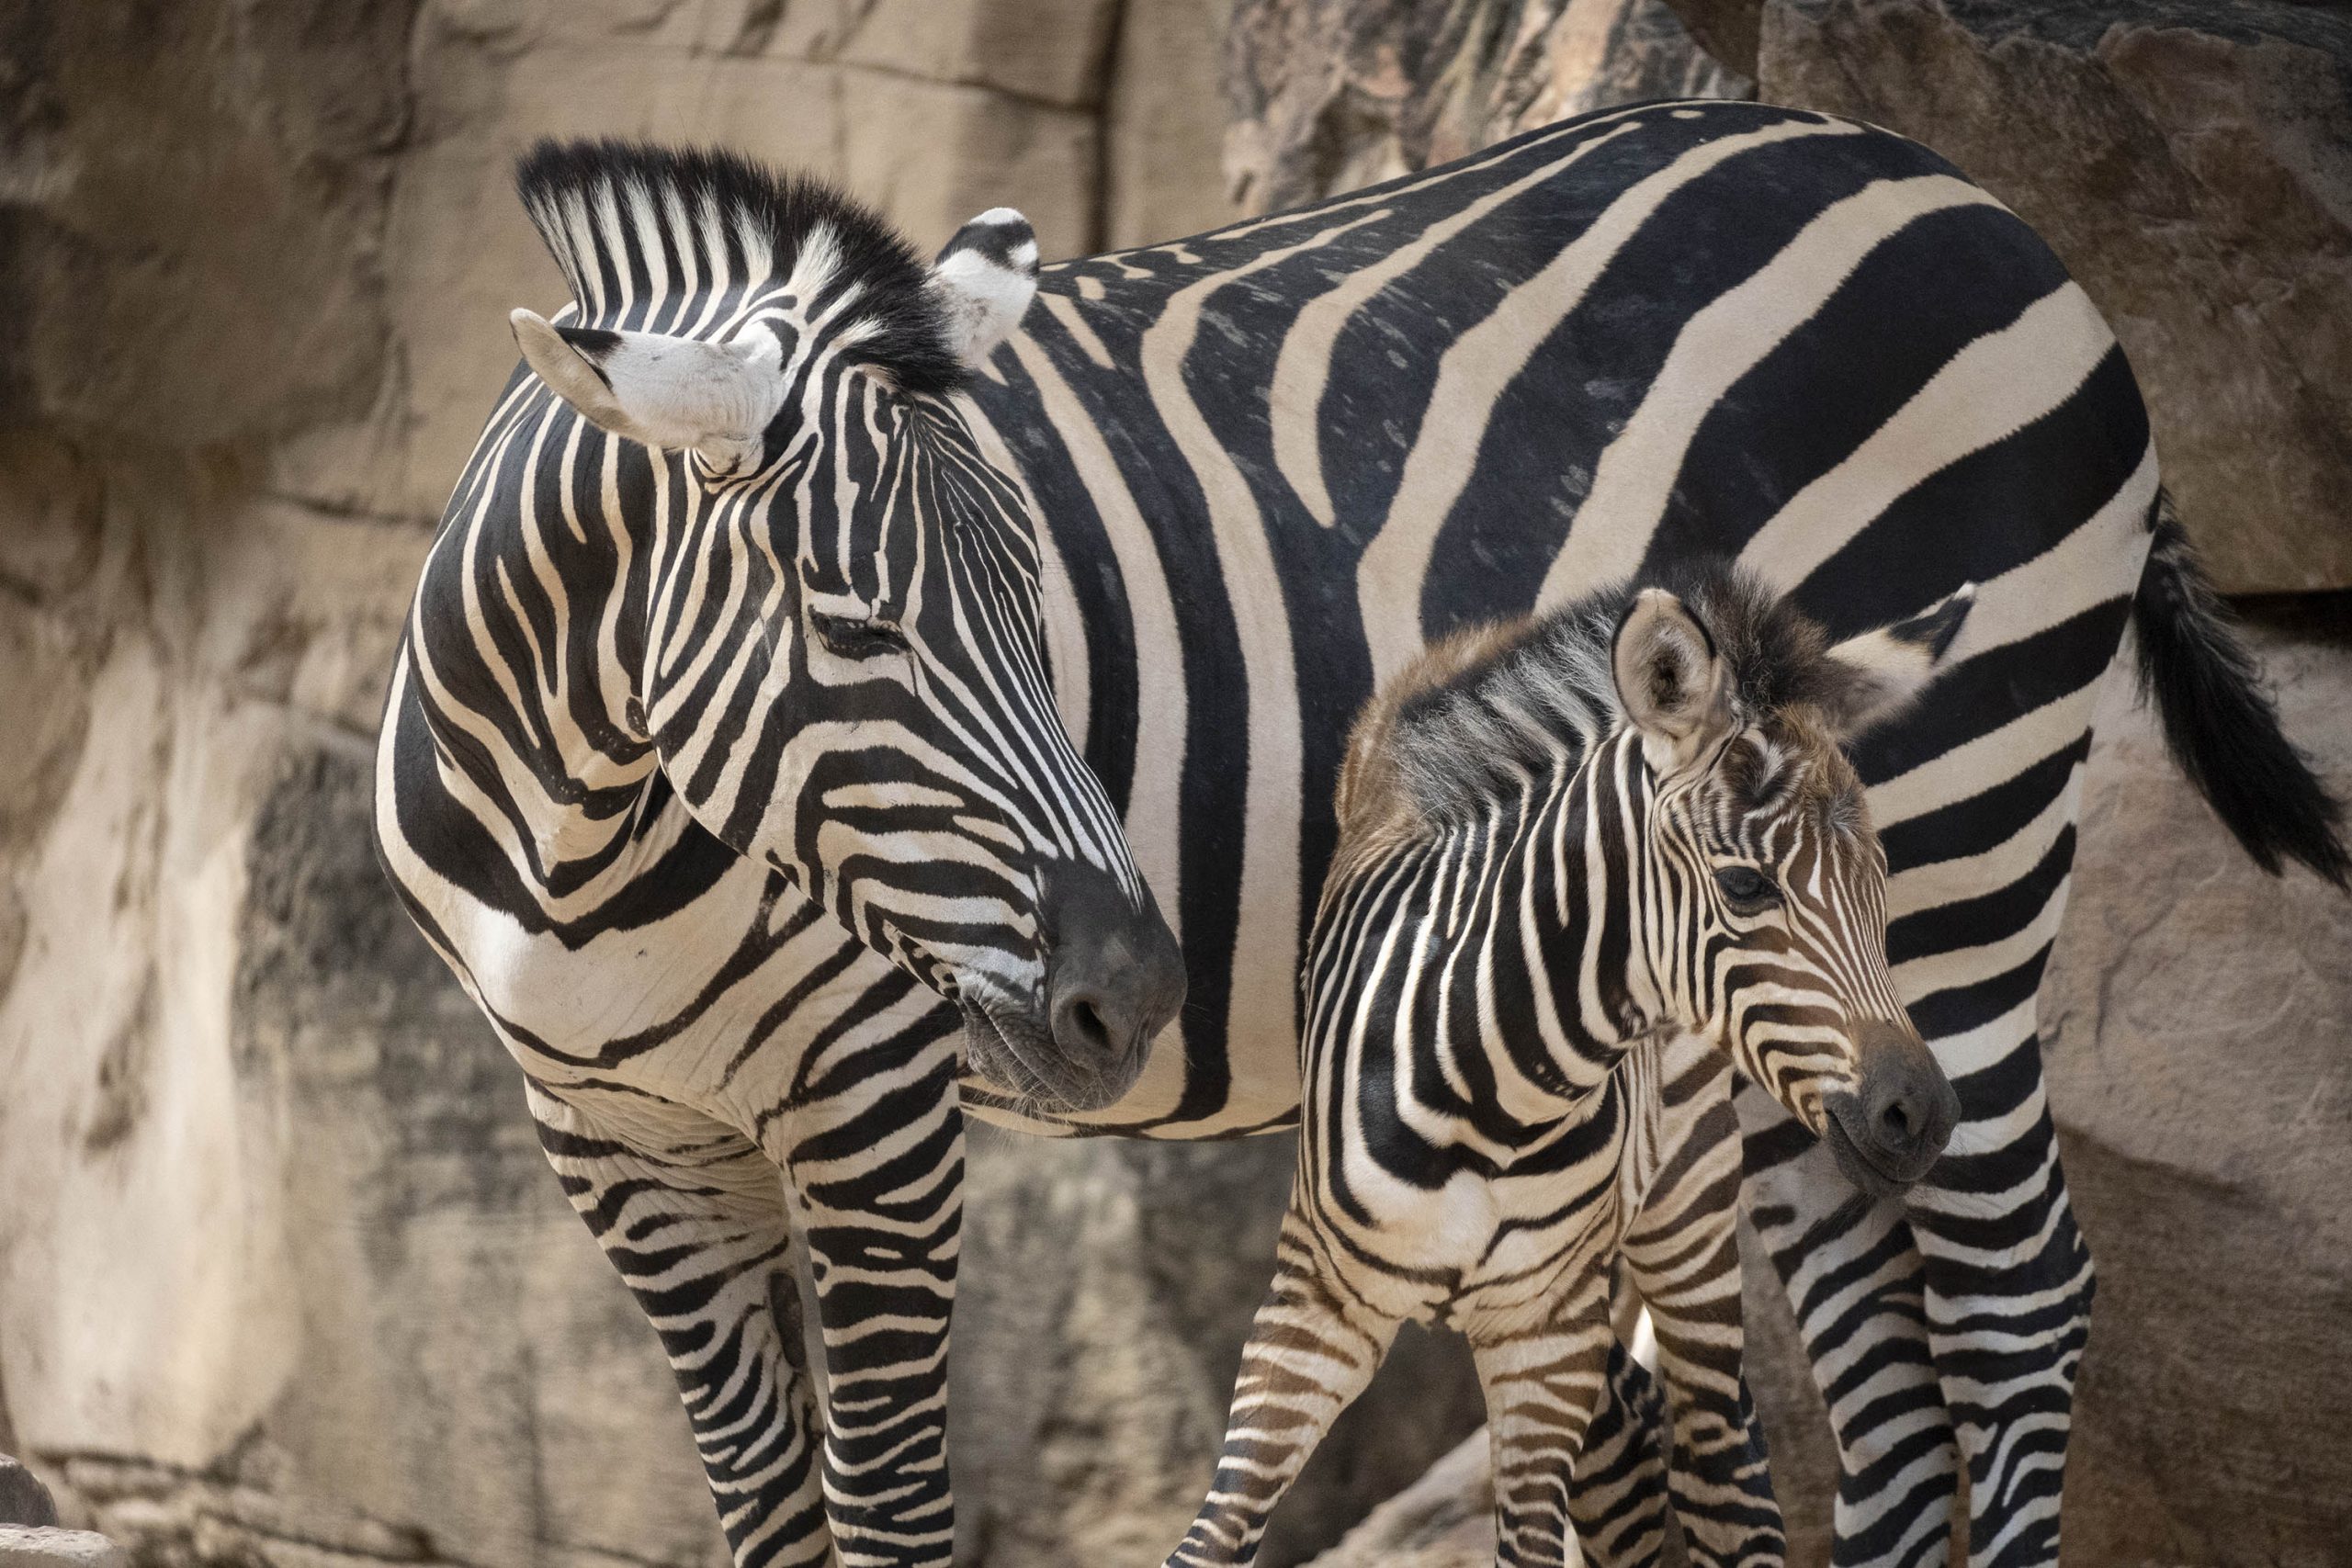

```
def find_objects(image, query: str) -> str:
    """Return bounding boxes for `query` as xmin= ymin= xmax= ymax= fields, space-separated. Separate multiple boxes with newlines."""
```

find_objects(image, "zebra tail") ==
xmin=2131 ymin=491 xmax=2349 ymax=888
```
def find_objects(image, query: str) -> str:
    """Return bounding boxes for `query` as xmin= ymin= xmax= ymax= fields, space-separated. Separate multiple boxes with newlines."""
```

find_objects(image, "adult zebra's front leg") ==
xmin=763 ymin=987 xmax=970 ymax=1568
xmin=528 ymin=1082 xmax=830 ymax=1568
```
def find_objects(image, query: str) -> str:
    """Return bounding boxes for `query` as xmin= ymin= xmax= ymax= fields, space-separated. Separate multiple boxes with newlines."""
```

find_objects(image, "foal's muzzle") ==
xmin=1824 ymin=1021 xmax=1960 ymax=1197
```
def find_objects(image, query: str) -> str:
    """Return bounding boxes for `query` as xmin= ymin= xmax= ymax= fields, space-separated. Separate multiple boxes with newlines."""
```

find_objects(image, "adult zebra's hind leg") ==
xmin=1166 ymin=1213 xmax=1401 ymax=1568
xmin=1471 ymin=1270 xmax=1616 ymax=1568
xmin=1738 ymin=1080 xmax=1961 ymax=1568
xmin=529 ymin=1082 xmax=829 ymax=1568
xmin=1910 ymin=1064 xmax=2094 ymax=1568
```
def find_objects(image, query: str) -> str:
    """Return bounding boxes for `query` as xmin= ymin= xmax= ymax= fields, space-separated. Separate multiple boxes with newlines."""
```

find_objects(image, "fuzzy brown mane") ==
xmin=1334 ymin=562 xmax=1884 ymax=857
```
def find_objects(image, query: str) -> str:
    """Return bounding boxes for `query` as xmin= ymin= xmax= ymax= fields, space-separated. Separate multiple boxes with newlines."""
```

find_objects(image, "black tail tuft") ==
xmin=2132 ymin=493 xmax=2348 ymax=888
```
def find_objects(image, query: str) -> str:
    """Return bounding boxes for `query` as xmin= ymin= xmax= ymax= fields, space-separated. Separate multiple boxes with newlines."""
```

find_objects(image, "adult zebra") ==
xmin=376 ymin=100 xmax=2346 ymax=1568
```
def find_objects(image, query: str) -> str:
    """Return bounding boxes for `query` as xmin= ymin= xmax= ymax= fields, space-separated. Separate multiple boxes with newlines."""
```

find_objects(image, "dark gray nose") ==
xmin=1042 ymin=861 xmax=1185 ymax=1097
xmin=1853 ymin=1021 xmax=1961 ymax=1178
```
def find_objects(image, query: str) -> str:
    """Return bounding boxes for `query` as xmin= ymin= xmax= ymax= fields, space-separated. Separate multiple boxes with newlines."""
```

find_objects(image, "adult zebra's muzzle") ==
xmin=1038 ymin=861 xmax=1184 ymax=1109
xmin=961 ymin=862 xmax=1183 ymax=1112
xmin=1823 ymin=1021 xmax=1961 ymax=1199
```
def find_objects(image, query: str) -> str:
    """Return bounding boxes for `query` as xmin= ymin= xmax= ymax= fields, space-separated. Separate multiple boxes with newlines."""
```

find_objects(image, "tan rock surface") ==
xmin=1298 ymin=1431 xmax=1492 ymax=1568
xmin=1106 ymin=0 xmax=1246 ymax=246
xmin=1222 ymin=0 xmax=1749 ymax=216
xmin=1659 ymin=0 xmax=1764 ymax=76
xmin=0 ymin=1461 xmax=57 ymax=1530
xmin=1755 ymin=1 xmax=2352 ymax=594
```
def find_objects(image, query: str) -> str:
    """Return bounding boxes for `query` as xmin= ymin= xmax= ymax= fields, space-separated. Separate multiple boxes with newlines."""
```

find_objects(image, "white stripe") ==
xmin=1141 ymin=204 xmax=1398 ymax=1066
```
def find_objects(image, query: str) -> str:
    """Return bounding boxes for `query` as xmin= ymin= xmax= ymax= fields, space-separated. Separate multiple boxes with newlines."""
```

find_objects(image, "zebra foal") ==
xmin=1168 ymin=565 xmax=1974 ymax=1568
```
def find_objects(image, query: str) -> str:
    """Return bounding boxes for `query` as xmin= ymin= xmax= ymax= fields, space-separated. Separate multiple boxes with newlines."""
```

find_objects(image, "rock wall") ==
xmin=1754 ymin=1 xmax=2352 ymax=594
xmin=0 ymin=8 xmax=1466 ymax=1568
xmin=1223 ymin=0 xmax=1751 ymax=215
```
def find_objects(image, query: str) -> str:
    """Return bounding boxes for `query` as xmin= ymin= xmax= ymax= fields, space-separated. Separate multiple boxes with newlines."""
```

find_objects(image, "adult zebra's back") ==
xmin=967 ymin=99 xmax=2344 ymax=1564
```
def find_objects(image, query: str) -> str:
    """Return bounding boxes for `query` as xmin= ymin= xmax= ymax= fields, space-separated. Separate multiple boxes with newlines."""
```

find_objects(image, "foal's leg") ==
xmin=528 ymin=1082 xmax=830 ymax=1568
xmin=1165 ymin=1213 xmax=1403 ymax=1568
xmin=1617 ymin=1058 xmax=1781 ymax=1568
xmin=1574 ymin=1040 xmax=1779 ymax=1568
xmin=1472 ymin=1269 xmax=1616 ymax=1568
xmin=1563 ymin=1331 xmax=1672 ymax=1566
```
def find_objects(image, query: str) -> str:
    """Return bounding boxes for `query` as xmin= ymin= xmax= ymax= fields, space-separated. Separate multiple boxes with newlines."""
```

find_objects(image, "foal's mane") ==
xmin=1339 ymin=562 xmax=1864 ymax=842
xmin=515 ymin=139 xmax=967 ymax=396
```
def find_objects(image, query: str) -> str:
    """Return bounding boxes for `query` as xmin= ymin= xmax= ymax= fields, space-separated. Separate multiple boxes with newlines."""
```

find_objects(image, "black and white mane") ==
xmin=515 ymin=139 xmax=967 ymax=393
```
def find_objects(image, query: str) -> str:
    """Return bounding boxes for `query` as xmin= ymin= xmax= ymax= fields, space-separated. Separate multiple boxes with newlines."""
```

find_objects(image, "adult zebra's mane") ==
xmin=1340 ymin=563 xmax=1865 ymax=841
xmin=515 ymin=138 xmax=967 ymax=395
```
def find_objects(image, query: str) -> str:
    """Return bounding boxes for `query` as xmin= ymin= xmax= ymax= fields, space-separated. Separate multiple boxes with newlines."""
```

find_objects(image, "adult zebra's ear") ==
xmin=1817 ymin=583 xmax=1977 ymax=741
xmin=509 ymin=309 xmax=785 ymax=475
xmin=1614 ymin=588 xmax=1736 ymax=773
xmin=931 ymin=208 xmax=1040 ymax=368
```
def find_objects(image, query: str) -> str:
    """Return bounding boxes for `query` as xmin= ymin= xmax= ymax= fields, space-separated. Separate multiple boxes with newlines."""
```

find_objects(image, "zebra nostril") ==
xmin=1882 ymin=1096 xmax=1916 ymax=1144
xmin=1055 ymin=991 xmax=1117 ymax=1061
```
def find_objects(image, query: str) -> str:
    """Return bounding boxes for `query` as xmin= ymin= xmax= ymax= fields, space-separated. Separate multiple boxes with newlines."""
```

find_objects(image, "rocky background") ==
xmin=1 ymin=3 xmax=2347 ymax=1568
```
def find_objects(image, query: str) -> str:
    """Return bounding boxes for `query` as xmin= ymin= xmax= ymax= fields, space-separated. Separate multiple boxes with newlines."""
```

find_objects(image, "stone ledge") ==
xmin=0 ymin=1529 xmax=125 ymax=1568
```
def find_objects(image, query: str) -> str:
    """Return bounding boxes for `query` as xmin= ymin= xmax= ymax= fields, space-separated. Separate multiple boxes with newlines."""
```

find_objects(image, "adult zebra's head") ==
xmin=1611 ymin=569 xmax=1973 ymax=1197
xmin=495 ymin=141 xmax=1180 ymax=1110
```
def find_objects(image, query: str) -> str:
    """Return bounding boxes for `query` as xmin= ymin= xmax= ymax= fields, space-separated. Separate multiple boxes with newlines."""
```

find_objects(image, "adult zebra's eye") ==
xmin=810 ymin=611 xmax=909 ymax=660
xmin=1713 ymin=865 xmax=1781 ymax=911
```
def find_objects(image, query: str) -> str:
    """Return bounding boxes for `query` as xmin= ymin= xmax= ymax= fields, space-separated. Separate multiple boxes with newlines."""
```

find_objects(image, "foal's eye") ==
xmin=1713 ymin=865 xmax=1781 ymax=911
xmin=810 ymin=611 xmax=909 ymax=659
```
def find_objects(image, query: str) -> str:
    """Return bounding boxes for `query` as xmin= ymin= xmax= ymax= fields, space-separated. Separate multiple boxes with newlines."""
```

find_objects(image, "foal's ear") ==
xmin=509 ymin=310 xmax=785 ymax=475
xmin=1817 ymin=583 xmax=1976 ymax=740
xmin=1614 ymin=588 xmax=1736 ymax=772
xmin=931 ymin=208 xmax=1040 ymax=368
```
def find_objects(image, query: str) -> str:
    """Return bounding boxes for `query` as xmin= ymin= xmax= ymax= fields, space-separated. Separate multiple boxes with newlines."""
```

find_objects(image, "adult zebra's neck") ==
xmin=406 ymin=389 xmax=673 ymax=901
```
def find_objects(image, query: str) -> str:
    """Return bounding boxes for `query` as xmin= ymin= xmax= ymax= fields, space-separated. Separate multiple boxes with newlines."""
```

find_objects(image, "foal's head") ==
xmin=1337 ymin=563 xmax=1973 ymax=1194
